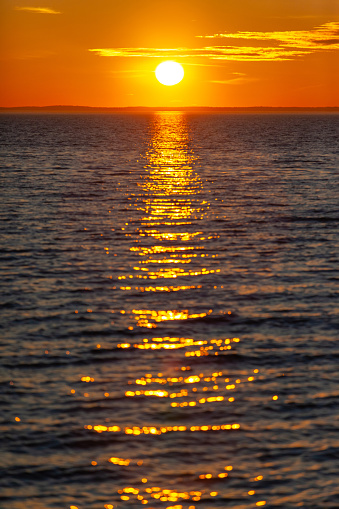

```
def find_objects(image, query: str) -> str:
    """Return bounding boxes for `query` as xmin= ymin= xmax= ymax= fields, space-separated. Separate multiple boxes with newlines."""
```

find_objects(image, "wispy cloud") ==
xmin=15 ymin=6 xmax=61 ymax=14
xmin=209 ymin=79 xmax=244 ymax=85
xmin=208 ymin=72 xmax=258 ymax=85
xmin=89 ymin=48 xmax=191 ymax=58
xmin=89 ymin=46 xmax=310 ymax=62
xmin=208 ymin=72 xmax=251 ymax=85
xmin=196 ymin=22 xmax=339 ymax=50
xmin=89 ymin=23 xmax=339 ymax=63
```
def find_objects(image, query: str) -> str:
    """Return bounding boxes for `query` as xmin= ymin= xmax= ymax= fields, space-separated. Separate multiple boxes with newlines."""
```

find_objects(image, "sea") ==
xmin=0 ymin=112 xmax=338 ymax=509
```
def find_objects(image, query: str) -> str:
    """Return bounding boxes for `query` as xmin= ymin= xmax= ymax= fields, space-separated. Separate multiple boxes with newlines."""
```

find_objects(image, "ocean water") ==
xmin=0 ymin=112 xmax=338 ymax=509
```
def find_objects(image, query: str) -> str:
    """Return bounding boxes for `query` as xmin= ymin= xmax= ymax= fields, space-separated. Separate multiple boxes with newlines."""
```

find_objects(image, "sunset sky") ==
xmin=1 ymin=0 xmax=339 ymax=107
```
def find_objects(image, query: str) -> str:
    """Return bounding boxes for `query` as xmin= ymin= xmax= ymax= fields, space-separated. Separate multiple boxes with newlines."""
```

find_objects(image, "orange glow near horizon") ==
xmin=0 ymin=1 xmax=338 ymax=107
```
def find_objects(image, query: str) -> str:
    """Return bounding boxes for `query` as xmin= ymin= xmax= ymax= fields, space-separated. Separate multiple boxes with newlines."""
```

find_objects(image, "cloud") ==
xmin=208 ymin=72 xmax=256 ymax=85
xmin=89 ymin=48 xmax=191 ymax=58
xmin=89 ymin=22 xmax=339 ymax=63
xmin=89 ymin=46 xmax=310 ymax=62
xmin=15 ymin=7 xmax=61 ymax=14
xmin=209 ymin=79 xmax=245 ymax=85
xmin=196 ymin=22 xmax=339 ymax=51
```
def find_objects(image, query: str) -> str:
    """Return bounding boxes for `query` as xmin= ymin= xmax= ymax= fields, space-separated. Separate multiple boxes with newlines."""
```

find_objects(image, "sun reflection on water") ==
xmin=76 ymin=113 xmax=267 ymax=508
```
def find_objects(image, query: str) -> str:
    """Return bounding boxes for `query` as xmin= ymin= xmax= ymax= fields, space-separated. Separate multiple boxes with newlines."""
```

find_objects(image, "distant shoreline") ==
xmin=1 ymin=105 xmax=339 ymax=114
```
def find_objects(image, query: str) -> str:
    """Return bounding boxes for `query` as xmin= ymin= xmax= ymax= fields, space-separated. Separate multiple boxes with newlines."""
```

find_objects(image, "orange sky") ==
xmin=1 ymin=0 xmax=338 ymax=107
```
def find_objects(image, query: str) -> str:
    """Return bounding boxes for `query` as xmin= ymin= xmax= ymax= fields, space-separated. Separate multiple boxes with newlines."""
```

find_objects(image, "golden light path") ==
xmin=73 ymin=113 xmax=268 ymax=509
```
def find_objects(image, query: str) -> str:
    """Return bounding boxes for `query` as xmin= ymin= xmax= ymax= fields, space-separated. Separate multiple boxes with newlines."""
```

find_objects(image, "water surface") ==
xmin=1 ymin=112 xmax=338 ymax=509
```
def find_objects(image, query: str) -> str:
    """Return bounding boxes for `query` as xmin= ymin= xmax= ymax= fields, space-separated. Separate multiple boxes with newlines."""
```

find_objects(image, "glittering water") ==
xmin=1 ymin=112 xmax=338 ymax=509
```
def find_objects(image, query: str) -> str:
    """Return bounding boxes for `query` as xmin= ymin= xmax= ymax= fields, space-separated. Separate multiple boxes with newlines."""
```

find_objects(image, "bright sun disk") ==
xmin=155 ymin=61 xmax=184 ymax=86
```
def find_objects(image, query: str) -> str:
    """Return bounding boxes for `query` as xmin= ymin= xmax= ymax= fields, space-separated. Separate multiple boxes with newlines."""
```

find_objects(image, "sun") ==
xmin=155 ymin=61 xmax=184 ymax=86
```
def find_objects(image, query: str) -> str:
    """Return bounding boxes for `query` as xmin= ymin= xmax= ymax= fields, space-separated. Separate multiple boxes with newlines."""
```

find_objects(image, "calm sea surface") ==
xmin=1 ymin=112 xmax=338 ymax=509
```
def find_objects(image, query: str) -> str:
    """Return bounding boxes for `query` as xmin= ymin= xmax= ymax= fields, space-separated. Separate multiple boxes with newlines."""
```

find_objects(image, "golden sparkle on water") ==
xmin=69 ymin=114 xmax=270 ymax=509
xmin=155 ymin=61 xmax=184 ymax=86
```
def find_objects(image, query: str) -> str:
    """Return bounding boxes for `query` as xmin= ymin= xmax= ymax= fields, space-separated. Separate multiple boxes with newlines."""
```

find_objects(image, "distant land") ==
xmin=1 ymin=106 xmax=338 ymax=114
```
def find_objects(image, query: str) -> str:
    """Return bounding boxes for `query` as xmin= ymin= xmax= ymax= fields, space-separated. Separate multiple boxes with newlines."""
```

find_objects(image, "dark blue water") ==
xmin=1 ymin=112 xmax=338 ymax=509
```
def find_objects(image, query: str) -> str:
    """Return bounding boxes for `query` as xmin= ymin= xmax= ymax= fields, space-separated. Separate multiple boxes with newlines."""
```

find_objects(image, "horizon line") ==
xmin=1 ymin=105 xmax=338 ymax=113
